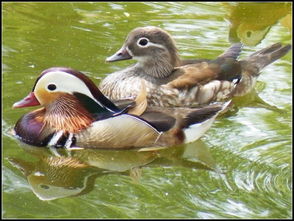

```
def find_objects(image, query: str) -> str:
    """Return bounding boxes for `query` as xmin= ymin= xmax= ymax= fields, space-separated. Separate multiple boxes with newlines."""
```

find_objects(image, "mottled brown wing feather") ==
xmin=127 ymin=80 xmax=148 ymax=116
xmin=167 ymin=43 xmax=243 ymax=89
xmin=112 ymin=99 xmax=135 ymax=110
xmin=167 ymin=62 xmax=220 ymax=89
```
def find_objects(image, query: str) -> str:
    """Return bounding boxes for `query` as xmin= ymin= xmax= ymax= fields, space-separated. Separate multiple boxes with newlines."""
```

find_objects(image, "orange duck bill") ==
xmin=13 ymin=92 xmax=40 ymax=108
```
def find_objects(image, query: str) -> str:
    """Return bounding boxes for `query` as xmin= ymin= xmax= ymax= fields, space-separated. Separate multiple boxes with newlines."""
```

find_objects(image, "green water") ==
xmin=2 ymin=2 xmax=292 ymax=219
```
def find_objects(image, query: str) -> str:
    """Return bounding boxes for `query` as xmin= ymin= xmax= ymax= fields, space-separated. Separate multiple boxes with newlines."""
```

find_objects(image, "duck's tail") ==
xmin=240 ymin=43 xmax=291 ymax=77
xmin=144 ymin=101 xmax=231 ymax=146
xmin=179 ymin=101 xmax=231 ymax=144
xmin=159 ymin=101 xmax=231 ymax=145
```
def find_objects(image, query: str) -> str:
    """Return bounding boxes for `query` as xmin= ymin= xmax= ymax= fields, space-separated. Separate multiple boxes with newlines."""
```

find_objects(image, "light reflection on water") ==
xmin=2 ymin=2 xmax=292 ymax=219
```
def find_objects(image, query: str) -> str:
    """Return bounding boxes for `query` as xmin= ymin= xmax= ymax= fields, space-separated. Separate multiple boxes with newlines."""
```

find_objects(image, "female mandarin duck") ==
xmin=100 ymin=26 xmax=291 ymax=107
xmin=12 ymin=67 xmax=228 ymax=149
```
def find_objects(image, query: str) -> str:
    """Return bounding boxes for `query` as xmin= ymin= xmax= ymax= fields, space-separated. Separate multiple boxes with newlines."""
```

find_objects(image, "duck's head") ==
xmin=13 ymin=67 xmax=119 ymax=112
xmin=13 ymin=67 xmax=120 ymax=133
xmin=106 ymin=26 xmax=180 ymax=78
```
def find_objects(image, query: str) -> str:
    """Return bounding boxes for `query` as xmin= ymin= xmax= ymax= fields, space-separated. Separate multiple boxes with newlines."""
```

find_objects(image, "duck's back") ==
xmin=100 ymin=68 xmax=236 ymax=107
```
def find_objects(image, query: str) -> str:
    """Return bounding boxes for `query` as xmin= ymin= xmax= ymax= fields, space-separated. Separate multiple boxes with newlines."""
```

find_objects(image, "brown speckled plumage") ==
xmin=101 ymin=26 xmax=291 ymax=107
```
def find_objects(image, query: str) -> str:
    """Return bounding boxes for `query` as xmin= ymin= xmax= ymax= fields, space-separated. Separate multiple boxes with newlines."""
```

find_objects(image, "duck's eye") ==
xmin=47 ymin=84 xmax=57 ymax=91
xmin=39 ymin=184 xmax=50 ymax=189
xmin=137 ymin=37 xmax=149 ymax=47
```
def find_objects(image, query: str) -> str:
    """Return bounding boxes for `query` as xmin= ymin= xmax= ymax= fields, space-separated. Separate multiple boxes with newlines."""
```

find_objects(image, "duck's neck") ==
xmin=136 ymin=51 xmax=180 ymax=79
xmin=44 ymin=95 xmax=94 ymax=133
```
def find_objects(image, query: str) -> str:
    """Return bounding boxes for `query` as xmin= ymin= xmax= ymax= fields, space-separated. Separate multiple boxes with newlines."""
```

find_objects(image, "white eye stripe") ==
xmin=126 ymin=46 xmax=134 ymax=57
xmin=148 ymin=42 xmax=166 ymax=50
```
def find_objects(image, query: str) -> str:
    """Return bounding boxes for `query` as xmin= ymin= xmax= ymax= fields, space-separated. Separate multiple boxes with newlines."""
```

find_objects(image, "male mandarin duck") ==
xmin=12 ymin=67 xmax=229 ymax=149
xmin=100 ymin=26 xmax=291 ymax=107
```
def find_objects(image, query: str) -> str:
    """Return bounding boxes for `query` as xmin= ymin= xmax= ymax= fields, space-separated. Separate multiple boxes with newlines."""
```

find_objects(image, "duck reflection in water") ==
xmin=8 ymin=140 xmax=216 ymax=201
xmin=223 ymin=2 xmax=291 ymax=46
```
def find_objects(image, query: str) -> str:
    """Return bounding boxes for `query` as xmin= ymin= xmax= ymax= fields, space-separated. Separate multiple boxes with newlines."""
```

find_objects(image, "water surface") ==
xmin=2 ymin=2 xmax=292 ymax=219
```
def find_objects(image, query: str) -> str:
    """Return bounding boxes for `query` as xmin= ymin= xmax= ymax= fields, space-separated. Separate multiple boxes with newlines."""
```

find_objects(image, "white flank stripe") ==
xmin=48 ymin=131 xmax=64 ymax=146
xmin=64 ymin=133 xmax=74 ymax=149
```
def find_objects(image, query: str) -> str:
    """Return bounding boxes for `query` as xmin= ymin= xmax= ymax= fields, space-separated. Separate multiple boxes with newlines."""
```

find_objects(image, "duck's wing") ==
xmin=75 ymin=114 xmax=161 ymax=149
xmin=139 ymin=104 xmax=223 ymax=133
xmin=110 ymin=80 xmax=148 ymax=116
xmin=112 ymin=98 xmax=135 ymax=110
xmin=180 ymin=59 xmax=210 ymax=66
xmin=153 ymin=101 xmax=230 ymax=146
xmin=168 ymin=43 xmax=243 ymax=89
xmin=167 ymin=60 xmax=241 ymax=89
xmin=180 ymin=43 xmax=242 ymax=66
xmin=180 ymin=101 xmax=230 ymax=144
xmin=139 ymin=110 xmax=176 ymax=132
xmin=76 ymin=101 xmax=230 ymax=149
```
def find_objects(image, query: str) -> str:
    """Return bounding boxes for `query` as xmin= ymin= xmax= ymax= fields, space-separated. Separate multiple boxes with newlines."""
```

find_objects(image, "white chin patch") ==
xmin=133 ymin=56 xmax=149 ymax=63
